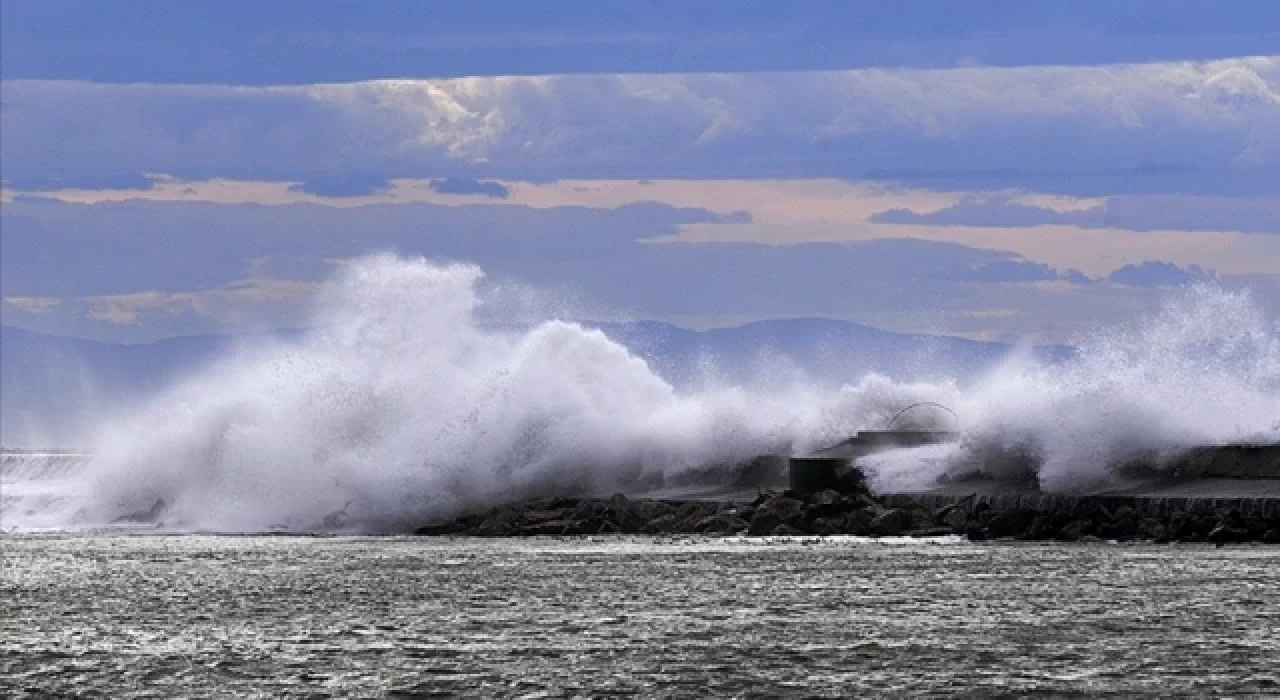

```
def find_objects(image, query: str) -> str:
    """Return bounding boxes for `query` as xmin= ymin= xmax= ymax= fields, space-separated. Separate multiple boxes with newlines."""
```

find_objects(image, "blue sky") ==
xmin=2 ymin=1 xmax=1279 ymax=343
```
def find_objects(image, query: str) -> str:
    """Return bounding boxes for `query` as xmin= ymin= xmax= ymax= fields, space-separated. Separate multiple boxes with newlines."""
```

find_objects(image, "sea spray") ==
xmin=948 ymin=284 xmax=1280 ymax=492
xmin=32 ymin=256 xmax=941 ymax=531
xmin=4 ymin=256 xmax=1278 ymax=532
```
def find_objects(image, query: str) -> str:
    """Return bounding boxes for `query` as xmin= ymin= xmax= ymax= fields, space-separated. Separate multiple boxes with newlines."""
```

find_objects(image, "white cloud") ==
xmin=4 ymin=57 xmax=1278 ymax=185
xmin=2 ymin=296 xmax=61 ymax=314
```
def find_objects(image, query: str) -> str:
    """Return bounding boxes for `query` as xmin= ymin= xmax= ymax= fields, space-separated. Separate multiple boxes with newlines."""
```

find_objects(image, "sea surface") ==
xmin=3 ymin=534 xmax=1278 ymax=698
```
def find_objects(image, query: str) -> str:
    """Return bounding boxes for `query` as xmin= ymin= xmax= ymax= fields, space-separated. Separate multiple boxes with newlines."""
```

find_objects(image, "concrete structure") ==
xmin=785 ymin=436 xmax=1280 ymax=516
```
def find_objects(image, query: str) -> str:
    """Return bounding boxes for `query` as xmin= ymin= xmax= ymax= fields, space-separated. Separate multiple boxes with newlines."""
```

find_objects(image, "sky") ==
xmin=2 ymin=1 xmax=1279 ymax=343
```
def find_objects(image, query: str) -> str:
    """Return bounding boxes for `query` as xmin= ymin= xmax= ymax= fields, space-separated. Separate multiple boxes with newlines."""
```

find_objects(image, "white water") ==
xmin=4 ymin=255 xmax=1278 ymax=532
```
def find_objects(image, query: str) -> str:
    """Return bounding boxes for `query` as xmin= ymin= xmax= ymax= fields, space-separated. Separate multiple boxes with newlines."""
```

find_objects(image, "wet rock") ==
xmin=808 ymin=516 xmax=846 ymax=536
xmin=1208 ymin=524 xmax=1250 ymax=546
xmin=522 ymin=518 xmax=579 ymax=536
xmin=770 ymin=524 xmax=808 ymax=537
xmin=413 ymin=522 xmax=457 ymax=536
xmin=597 ymin=520 xmax=623 ymax=535
xmin=907 ymin=526 xmax=957 ymax=538
xmin=523 ymin=508 xmax=573 ymax=525
xmin=526 ymin=496 xmax=578 ymax=512
xmin=750 ymin=490 xmax=778 ymax=507
xmin=936 ymin=505 xmax=969 ymax=531
xmin=1056 ymin=520 xmax=1092 ymax=542
xmin=1138 ymin=518 xmax=1168 ymax=542
xmin=1095 ymin=508 xmax=1140 ymax=540
xmin=1262 ymin=529 xmax=1280 ymax=544
xmin=604 ymin=494 xmax=644 ymax=532
xmin=869 ymin=508 xmax=912 ymax=536
xmin=645 ymin=513 xmax=683 ymax=534
xmin=805 ymin=489 xmax=848 ymax=519
xmin=473 ymin=507 xmax=523 ymax=537
xmin=1242 ymin=515 xmax=1270 ymax=539
xmin=633 ymin=500 xmax=676 ymax=524
xmin=1022 ymin=512 xmax=1069 ymax=540
xmin=849 ymin=494 xmax=880 ymax=511
xmin=695 ymin=513 xmax=749 ymax=535
xmin=1071 ymin=501 xmax=1112 ymax=523
xmin=984 ymin=509 xmax=1036 ymax=539
xmin=748 ymin=496 xmax=806 ymax=535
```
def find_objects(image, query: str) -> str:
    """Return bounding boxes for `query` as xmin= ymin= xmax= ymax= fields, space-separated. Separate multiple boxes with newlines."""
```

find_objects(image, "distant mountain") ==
xmin=588 ymin=318 xmax=1069 ymax=386
xmin=1 ymin=321 xmax=1071 ymax=443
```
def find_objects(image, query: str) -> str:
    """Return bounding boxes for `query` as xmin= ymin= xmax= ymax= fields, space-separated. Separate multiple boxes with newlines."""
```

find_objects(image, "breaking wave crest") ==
xmin=5 ymin=255 xmax=1278 ymax=532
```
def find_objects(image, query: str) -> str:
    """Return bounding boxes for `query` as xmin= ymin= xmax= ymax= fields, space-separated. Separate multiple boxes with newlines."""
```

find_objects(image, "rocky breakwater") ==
xmin=414 ymin=487 xmax=1280 ymax=544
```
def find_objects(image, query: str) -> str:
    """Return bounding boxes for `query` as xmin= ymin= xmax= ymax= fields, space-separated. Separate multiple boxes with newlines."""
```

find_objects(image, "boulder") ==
xmin=936 ymin=505 xmax=969 ymax=531
xmin=1208 ymin=524 xmax=1250 ymax=546
xmin=1137 ymin=518 xmax=1168 ymax=542
xmin=808 ymin=516 xmax=847 ymax=536
xmin=695 ymin=513 xmax=749 ymax=535
xmin=521 ymin=518 xmax=578 ymax=536
xmin=869 ymin=508 xmax=913 ymax=536
xmin=748 ymin=496 xmax=807 ymax=535
xmin=645 ymin=513 xmax=684 ymax=534
xmin=805 ymin=489 xmax=848 ymax=519
xmin=770 ymin=524 xmax=808 ymax=537
xmin=984 ymin=509 xmax=1036 ymax=539
xmin=597 ymin=520 xmax=623 ymax=535
xmin=1056 ymin=519 xmax=1092 ymax=542
xmin=473 ymin=506 xmax=523 ymax=537
xmin=523 ymin=508 xmax=573 ymax=525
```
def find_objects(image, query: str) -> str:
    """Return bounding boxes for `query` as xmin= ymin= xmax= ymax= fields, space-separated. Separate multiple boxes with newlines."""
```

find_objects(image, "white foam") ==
xmin=6 ymin=256 xmax=1277 ymax=532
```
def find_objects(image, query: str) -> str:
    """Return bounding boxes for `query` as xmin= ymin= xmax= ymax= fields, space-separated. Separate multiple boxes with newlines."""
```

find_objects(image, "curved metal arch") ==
xmin=884 ymin=401 xmax=959 ymax=431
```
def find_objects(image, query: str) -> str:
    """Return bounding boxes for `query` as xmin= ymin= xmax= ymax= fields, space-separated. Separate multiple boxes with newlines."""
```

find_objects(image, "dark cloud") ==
xmin=873 ymin=194 xmax=1280 ymax=233
xmin=0 ymin=197 xmax=1081 ymax=339
xmin=1107 ymin=261 xmax=1214 ymax=286
xmin=945 ymin=260 xmax=1062 ymax=283
xmin=428 ymin=178 xmax=510 ymax=198
xmin=288 ymin=175 xmax=391 ymax=197
xmin=0 ymin=172 xmax=157 ymax=191
xmin=873 ymin=199 xmax=1084 ymax=227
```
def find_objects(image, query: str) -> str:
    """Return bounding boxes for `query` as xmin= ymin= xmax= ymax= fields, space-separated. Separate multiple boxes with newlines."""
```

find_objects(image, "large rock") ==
xmin=695 ymin=513 xmax=749 ymax=535
xmin=473 ymin=506 xmax=523 ymax=537
xmin=748 ymin=496 xmax=807 ymax=535
xmin=869 ymin=508 xmax=913 ymax=536
xmin=936 ymin=505 xmax=970 ymax=532
xmin=1208 ymin=524 xmax=1250 ymax=545
xmin=520 ymin=518 xmax=579 ymax=536
xmin=1056 ymin=519 xmax=1092 ymax=542
xmin=804 ymin=489 xmax=850 ymax=520
xmin=984 ymin=508 xmax=1036 ymax=539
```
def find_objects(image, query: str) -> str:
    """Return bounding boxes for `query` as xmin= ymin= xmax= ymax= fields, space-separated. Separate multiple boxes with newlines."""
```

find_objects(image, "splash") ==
xmin=4 ymin=256 xmax=1277 ymax=532
xmin=8 ymin=256 xmax=947 ymax=531
xmin=945 ymin=284 xmax=1280 ymax=492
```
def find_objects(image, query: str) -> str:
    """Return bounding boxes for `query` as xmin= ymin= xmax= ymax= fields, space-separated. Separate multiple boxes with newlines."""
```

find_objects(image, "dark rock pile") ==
xmin=415 ymin=489 xmax=1280 ymax=544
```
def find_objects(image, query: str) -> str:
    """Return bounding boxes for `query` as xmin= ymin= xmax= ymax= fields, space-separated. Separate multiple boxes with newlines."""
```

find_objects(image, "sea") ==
xmin=4 ymin=533 xmax=1278 ymax=698
xmin=3 ymin=257 xmax=1279 ymax=696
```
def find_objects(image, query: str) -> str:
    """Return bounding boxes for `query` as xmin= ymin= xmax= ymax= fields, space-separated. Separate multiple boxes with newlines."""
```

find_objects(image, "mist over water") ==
xmin=5 ymin=255 xmax=1278 ymax=532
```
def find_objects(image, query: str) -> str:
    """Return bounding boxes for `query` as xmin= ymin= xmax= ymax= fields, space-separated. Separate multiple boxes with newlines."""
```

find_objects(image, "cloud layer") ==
xmin=5 ymin=57 xmax=1279 ymax=190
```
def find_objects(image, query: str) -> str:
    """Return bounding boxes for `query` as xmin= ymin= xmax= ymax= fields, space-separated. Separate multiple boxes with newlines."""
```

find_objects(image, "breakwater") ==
xmin=417 ymin=441 xmax=1280 ymax=543
xmin=414 ymin=487 xmax=1280 ymax=543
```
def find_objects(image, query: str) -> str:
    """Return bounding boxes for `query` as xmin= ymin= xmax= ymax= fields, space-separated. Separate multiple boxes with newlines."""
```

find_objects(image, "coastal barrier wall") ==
xmin=881 ymin=492 xmax=1280 ymax=518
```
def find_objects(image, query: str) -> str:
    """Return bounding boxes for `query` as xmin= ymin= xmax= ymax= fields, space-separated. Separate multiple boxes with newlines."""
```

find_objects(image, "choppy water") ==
xmin=3 ymin=535 xmax=1278 ymax=698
